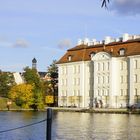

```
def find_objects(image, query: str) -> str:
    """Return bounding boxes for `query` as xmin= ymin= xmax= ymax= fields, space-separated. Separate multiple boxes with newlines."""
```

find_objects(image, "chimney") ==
xmin=123 ymin=33 xmax=129 ymax=42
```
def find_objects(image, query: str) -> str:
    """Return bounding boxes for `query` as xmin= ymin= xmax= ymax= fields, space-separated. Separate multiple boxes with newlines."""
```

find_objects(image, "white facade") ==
xmin=57 ymin=35 xmax=140 ymax=108
xmin=13 ymin=72 xmax=24 ymax=85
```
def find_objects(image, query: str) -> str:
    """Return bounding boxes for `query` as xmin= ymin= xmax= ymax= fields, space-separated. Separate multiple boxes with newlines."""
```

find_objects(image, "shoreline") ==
xmin=1 ymin=107 xmax=140 ymax=114
xmin=48 ymin=107 xmax=140 ymax=114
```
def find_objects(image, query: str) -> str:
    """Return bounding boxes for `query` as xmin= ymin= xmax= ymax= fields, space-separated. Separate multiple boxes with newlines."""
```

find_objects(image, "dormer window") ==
xmin=90 ymin=52 xmax=96 ymax=59
xmin=119 ymin=48 xmax=125 ymax=56
xmin=68 ymin=55 xmax=72 ymax=61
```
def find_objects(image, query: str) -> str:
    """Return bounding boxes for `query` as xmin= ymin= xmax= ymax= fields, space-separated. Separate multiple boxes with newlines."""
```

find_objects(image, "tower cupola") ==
xmin=32 ymin=58 xmax=37 ymax=69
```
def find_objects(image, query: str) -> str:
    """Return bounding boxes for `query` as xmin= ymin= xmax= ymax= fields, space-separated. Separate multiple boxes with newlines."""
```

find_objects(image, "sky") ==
xmin=0 ymin=0 xmax=140 ymax=72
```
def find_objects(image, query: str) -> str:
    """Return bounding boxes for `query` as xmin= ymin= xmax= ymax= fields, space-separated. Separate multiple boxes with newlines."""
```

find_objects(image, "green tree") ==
xmin=47 ymin=60 xmax=58 ymax=93
xmin=23 ymin=67 xmax=42 ymax=90
xmin=46 ymin=60 xmax=58 ymax=106
xmin=0 ymin=71 xmax=15 ymax=97
xmin=23 ymin=67 xmax=45 ymax=109
xmin=8 ymin=84 xmax=34 ymax=109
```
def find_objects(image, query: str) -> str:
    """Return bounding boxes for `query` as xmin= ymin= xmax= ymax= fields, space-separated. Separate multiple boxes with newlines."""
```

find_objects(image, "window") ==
xmin=103 ymin=76 xmax=105 ymax=83
xmin=68 ymin=55 xmax=72 ymax=61
xmin=124 ymin=89 xmax=127 ymax=96
xmin=77 ymin=90 xmax=80 ymax=96
xmin=134 ymin=88 xmax=138 ymax=96
xmin=60 ymin=67 xmax=62 ymax=75
xmin=107 ymin=62 xmax=109 ymax=70
xmin=98 ymin=63 xmax=100 ymax=71
xmin=78 ymin=65 xmax=80 ymax=73
xmin=73 ymin=66 xmax=76 ymax=74
xmin=65 ymin=90 xmax=67 ymax=96
xmin=102 ymin=89 xmax=104 ymax=96
xmin=120 ymin=76 xmax=123 ymax=83
xmin=73 ymin=90 xmax=76 ymax=96
xmin=120 ymin=62 xmax=123 ymax=70
xmin=73 ymin=78 xmax=76 ymax=85
xmin=134 ymin=74 xmax=138 ymax=83
xmin=61 ymin=79 xmax=64 ymax=85
xmin=100 ymin=63 xmax=103 ymax=71
xmin=62 ymin=67 xmax=64 ymax=74
xmin=106 ymin=76 xmax=109 ymax=83
xmin=124 ymin=61 xmax=127 ymax=70
xmin=98 ymin=89 xmax=100 ymax=96
xmin=119 ymin=48 xmax=125 ymax=56
xmin=76 ymin=65 xmax=79 ymax=73
xmin=107 ymin=89 xmax=109 ymax=96
xmin=134 ymin=60 xmax=138 ymax=69
xmin=64 ymin=67 xmax=67 ymax=74
xmin=98 ymin=76 xmax=100 ymax=84
xmin=65 ymin=79 xmax=67 ymax=86
xmin=77 ymin=78 xmax=80 ymax=85
xmin=90 ymin=52 xmax=96 ymax=59
xmin=120 ymin=89 xmax=123 ymax=96
xmin=103 ymin=63 xmax=105 ymax=71
xmin=61 ymin=90 xmax=64 ymax=96
xmin=124 ymin=75 xmax=127 ymax=83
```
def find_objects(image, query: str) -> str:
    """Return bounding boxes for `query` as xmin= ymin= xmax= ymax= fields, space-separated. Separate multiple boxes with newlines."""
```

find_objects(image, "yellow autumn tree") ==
xmin=8 ymin=84 xmax=34 ymax=109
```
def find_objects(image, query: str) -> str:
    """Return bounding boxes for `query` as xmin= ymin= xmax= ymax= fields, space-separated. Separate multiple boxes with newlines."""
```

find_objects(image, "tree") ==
xmin=23 ymin=67 xmax=45 ymax=109
xmin=8 ymin=84 xmax=34 ymax=109
xmin=23 ymin=67 xmax=42 ymax=90
xmin=102 ymin=0 xmax=110 ymax=8
xmin=0 ymin=71 xmax=15 ymax=97
xmin=47 ymin=60 xmax=58 ymax=93
xmin=46 ymin=60 xmax=58 ymax=106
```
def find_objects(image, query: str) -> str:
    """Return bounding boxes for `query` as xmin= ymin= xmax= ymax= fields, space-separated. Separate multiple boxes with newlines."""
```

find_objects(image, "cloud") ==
xmin=13 ymin=39 xmax=29 ymax=48
xmin=0 ymin=64 xmax=26 ymax=72
xmin=110 ymin=0 xmax=140 ymax=15
xmin=0 ymin=36 xmax=29 ymax=48
xmin=58 ymin=39 xmax=72 ymax=50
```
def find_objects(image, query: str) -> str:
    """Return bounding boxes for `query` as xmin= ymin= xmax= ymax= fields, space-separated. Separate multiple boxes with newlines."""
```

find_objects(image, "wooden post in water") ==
xmin=46 ymin=108 xmax=52 ymax=140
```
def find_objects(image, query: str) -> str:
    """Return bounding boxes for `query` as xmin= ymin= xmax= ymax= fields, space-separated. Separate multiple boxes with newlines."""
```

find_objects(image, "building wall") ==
xmin=58 ymin=61 xmax=91 ymax=108
xmin=128 ymin=55 xmax=140 ymax=106
xmin=13 ymin=72 xmax=24 ymax=85
xmin=58 ymin=53 xmax=140 ymax=108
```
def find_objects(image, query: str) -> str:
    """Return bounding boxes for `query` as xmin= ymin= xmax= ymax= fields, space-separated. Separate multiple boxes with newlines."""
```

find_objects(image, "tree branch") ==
xmin=101 ymin=0 xmax=110 ymax=8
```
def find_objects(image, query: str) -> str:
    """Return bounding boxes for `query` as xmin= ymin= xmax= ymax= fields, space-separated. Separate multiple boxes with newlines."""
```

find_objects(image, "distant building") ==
xmin=57 ymin=34 xmax=140 ymax=108
xmin=13 ymin=72 xmax=24 ymax=85
xmin=31 ymin=57 xmax=48 ymax=80
xmin=13 ymin=58 xmax=47 ymax=84
xmin=32 ymin=58 xmax=37 ymax=69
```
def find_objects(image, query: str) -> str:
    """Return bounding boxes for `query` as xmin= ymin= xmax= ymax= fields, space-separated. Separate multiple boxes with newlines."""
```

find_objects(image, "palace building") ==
xmin=57 ymin=34 xmax=140 ymax=108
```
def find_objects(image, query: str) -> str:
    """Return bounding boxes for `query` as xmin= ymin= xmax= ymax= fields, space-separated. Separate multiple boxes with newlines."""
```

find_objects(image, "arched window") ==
xmin=90 ymin=52 xmax=96 ymax=59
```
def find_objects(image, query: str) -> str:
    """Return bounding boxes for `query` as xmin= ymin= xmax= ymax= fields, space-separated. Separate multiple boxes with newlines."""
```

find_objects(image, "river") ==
xmin=0 ymin=111 xmax=140 ymax=140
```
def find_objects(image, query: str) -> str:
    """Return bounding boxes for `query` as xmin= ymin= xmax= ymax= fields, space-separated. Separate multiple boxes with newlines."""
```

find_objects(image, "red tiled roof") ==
xmin=57 ymin=39 xmax=140 ymax=64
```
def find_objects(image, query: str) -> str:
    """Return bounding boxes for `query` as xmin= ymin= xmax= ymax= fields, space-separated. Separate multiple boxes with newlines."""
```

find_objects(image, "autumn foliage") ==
xmin=8 ymin=84 xmax=34 ymax=109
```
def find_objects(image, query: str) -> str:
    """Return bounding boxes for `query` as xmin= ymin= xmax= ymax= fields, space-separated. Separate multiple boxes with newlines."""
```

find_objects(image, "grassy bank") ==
xmin=0 ymin=97 xmax=21 ymax=110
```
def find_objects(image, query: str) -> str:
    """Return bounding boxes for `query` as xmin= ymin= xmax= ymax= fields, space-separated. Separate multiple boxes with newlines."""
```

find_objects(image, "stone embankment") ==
xmin=49 ymin=107 xmax=140 ymax=114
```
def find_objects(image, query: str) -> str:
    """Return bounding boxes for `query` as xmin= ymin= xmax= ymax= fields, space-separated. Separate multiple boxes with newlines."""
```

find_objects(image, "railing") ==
xmin=0 ymin=108 xmax=53 ymax=140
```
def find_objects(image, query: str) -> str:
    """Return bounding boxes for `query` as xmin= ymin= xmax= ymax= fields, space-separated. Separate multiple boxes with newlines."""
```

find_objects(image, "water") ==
xmin=0 ymin=111 xmax=140 ymax=140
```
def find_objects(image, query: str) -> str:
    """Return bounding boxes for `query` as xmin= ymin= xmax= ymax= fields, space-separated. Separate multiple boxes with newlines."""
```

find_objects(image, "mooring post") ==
xmin=46 ymin=108 xmax=52 ymax=140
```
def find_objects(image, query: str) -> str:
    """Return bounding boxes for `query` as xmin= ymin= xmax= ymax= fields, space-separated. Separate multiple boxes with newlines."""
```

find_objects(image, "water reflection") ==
xmin=52 ymin=112 xmax=140 ymax=140
xmin=0 ymin=111 xmax=140 ymax=140
xmin=0 ymin=111 xmax=46 ymax=140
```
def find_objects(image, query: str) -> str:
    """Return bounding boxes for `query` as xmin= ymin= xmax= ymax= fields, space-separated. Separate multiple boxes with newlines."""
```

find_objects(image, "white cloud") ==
xmin=0 ymin=64 xmax=26 ymax=72
xmin=58 ymin=39 xmax=72 ymax=50
xmin=110 ymin=0 xmax=140 ymax=15
xmin=13 ymin=39 xmax=29 ymax=48
xmin=0 ymin=36 xmax=29 ymax=48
